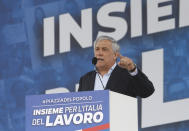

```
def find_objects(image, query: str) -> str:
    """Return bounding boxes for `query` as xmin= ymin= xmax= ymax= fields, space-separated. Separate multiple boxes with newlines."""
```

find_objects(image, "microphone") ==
xmin=92 ymin=57 xmax=97 ymax=65
xmin=92 ymin=57 xmax=105 ymax=89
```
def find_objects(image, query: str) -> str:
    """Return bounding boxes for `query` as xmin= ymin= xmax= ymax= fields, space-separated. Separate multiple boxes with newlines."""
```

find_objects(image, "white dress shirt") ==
xmin=94 ymin=63 xmax=138 ymax=90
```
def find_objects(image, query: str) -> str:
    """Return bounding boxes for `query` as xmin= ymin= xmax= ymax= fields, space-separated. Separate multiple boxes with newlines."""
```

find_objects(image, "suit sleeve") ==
xmin=129 ymin=68 xmax=155 ymax=98
xmin=78 ymin=77 xmax=83 ymax=91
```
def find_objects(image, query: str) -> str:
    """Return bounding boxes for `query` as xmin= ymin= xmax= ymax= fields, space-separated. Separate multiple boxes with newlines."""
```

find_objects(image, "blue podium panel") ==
xmin=26 ymin=90 xmax=110 ymax=131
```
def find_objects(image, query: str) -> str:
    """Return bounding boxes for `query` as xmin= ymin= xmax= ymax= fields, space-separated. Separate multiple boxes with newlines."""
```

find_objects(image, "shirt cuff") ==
xmin=129 ymin=67 xmax=138 ymax=76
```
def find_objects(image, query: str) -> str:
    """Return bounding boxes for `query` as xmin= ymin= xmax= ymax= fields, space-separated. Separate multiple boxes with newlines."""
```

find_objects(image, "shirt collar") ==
xmin=107 ymin=62 xmax=116 ymax=75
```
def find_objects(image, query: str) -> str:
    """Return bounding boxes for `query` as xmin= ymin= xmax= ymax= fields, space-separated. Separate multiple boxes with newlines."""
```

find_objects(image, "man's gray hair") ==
xmin=94 ymin=36 xmax=120 ymax=53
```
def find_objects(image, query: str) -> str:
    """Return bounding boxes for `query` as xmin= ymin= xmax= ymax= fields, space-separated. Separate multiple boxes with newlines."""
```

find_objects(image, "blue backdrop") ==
xmin=0 ymin=0 xmax=189 ymax=131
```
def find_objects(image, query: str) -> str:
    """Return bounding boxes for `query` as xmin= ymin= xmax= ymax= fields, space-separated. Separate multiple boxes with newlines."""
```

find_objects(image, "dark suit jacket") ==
xmin=79 ymin=65 xmax=154 ymax=98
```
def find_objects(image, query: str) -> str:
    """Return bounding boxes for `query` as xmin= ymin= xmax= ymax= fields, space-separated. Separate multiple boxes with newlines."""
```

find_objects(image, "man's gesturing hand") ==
xmin=117 ymin=53 xmax=136 ymax=72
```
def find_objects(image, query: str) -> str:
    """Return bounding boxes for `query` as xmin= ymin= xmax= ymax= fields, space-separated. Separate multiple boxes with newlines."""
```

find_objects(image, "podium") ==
xmin=26 ymin=90 xmax=138 ymax=131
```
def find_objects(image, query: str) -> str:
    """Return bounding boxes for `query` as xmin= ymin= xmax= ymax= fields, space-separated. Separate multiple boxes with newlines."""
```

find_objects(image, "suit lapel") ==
xmin=88 ymin=71 xmax=96 ymax=91
xmin=105 ymin=65 xmax=119 ymax=90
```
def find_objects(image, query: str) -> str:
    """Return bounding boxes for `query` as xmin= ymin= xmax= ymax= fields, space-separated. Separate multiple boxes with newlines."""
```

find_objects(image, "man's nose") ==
xmin=96 ymin=50 xmax=103 ymax=56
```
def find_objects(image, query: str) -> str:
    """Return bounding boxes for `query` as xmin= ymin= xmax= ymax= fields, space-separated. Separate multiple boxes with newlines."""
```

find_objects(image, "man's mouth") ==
xmin=97 ymin=58 xmax=104 ymax=61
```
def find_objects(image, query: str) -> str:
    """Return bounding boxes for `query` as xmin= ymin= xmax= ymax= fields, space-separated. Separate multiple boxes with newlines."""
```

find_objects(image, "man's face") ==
xmin=94 ymin=39 xmax=117 ymax=70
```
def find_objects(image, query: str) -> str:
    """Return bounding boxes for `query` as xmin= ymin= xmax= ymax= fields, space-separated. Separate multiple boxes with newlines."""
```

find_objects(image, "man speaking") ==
xmin=79 ymin=36 xmax=154 ymax=98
